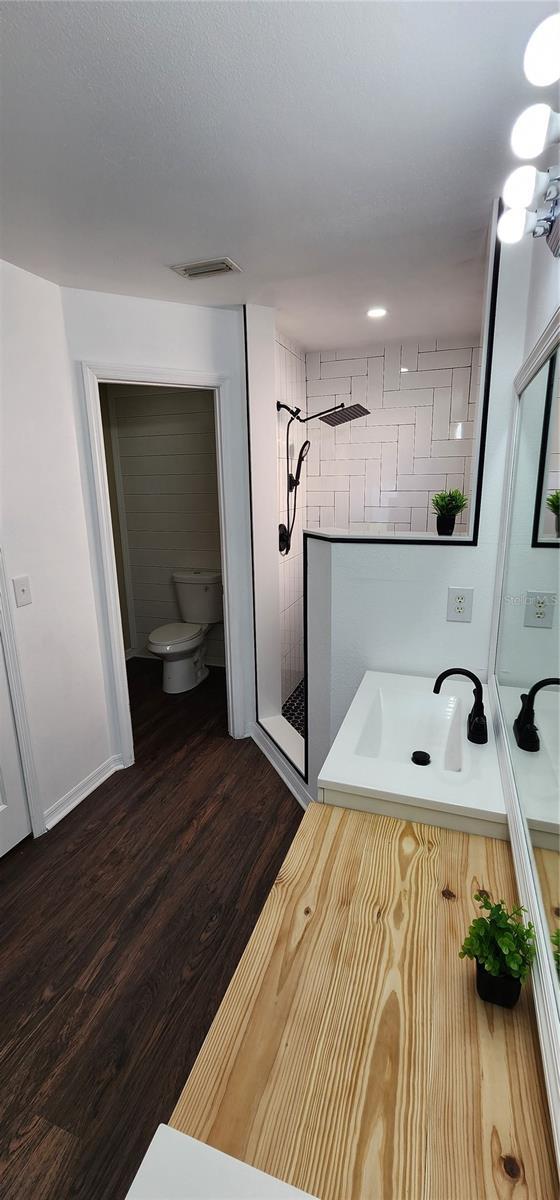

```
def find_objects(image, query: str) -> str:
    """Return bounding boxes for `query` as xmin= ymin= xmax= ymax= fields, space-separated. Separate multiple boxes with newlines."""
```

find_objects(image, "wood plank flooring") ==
xmin=171 ymin=803 xmax=557 ymax=1200
xmin=0 ymin=660 xmax=303 ymax=1200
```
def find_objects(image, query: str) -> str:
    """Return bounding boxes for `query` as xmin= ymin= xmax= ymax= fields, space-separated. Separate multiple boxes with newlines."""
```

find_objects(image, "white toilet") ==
xmin=147 ymin=569 xmax=223 ymax=694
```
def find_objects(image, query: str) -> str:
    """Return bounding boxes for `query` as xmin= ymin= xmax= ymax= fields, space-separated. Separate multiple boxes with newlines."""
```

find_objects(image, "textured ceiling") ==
xmin=0 ymin=1 xmax=555 ymax=348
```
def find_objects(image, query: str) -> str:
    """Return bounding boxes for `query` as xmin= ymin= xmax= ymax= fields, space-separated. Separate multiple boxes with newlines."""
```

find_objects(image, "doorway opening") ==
xmin=94 ymin=379 xmax=229 ymax=756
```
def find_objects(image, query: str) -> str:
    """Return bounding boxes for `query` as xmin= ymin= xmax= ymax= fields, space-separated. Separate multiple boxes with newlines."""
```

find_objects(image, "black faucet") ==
xmin=513 ymin=677 xmax=560 ymax=752
xmin=433 ymin=668 xmax=488 ymax=745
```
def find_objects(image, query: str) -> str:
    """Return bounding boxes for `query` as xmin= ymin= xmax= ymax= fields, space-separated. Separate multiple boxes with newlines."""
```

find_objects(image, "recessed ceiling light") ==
xmin=367 ymin=307 xmax=387 ymax=319
xmin=400 ymin=367 xmax=409 ymax=373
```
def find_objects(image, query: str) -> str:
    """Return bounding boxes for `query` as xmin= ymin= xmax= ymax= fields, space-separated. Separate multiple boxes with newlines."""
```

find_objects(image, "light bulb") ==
xmin=524 ymin=14 xmax=560 ymax=87
xmin=502 ymin=165 xmax=542 ymax=208
xmin=511 ymin=104 xmax=557 ymax=159
xmin=367 ymin=307 xmax=387 ymax=319
xmin=497 ymin=208 xmax=537 ymax=244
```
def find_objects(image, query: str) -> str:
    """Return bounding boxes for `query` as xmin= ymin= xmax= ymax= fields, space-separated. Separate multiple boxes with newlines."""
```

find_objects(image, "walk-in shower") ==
xmin=277 ymin=400 xmax=369 ymax=553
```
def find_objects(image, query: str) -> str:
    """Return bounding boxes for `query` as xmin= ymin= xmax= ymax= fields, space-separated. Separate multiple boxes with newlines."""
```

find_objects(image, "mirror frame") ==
xmin=489 ymin=305 xmax=560 ymax=1163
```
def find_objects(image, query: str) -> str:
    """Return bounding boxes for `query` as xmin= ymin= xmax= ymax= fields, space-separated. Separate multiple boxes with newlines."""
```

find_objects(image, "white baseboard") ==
xmin=44 ymin=755 xmax=124 ymax=831
xmin=251 ymin=724 xmax=311 ymax=811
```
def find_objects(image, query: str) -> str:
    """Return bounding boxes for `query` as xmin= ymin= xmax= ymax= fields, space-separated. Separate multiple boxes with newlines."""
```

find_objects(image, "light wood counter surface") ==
xmin=170 ymin=803 xmax=557 ymax=1199
xmin=534 ymin=846 xmax=560 ymax=940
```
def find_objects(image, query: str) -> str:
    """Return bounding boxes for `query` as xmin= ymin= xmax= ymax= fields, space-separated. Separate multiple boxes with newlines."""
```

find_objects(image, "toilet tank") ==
xmin=172 ymin=569 xmax=223 ymax=623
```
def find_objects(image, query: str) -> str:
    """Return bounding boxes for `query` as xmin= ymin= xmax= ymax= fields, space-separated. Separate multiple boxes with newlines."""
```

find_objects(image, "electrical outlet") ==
xmin=523 ymin=591 xmax=556 ymax=629
xmin=447 ymin=587 xmax=473 ymax=623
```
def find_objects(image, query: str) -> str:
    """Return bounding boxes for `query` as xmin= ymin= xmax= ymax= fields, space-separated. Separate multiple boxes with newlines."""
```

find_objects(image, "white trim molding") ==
xmin=514 ymin=305 xmax=560 ymax=397
xmin=79 ymin=361 xmax=252 ymax=769
xmin=251 ymin=723 xmax=310 ymax=812
xmin=44 ymin=755 xmax=123 ymax=830
xmin=0 ymin=548 xmax=44 ymax=836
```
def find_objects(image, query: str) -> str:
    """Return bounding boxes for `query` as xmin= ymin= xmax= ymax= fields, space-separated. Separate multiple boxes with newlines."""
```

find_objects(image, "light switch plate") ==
xmin=524 ymin=591 xmax=556 ymax=629
xmin=12 ymin=575 xmax=32 ymax=607
xmin=447 ymin=587 xmax=473 ymax=623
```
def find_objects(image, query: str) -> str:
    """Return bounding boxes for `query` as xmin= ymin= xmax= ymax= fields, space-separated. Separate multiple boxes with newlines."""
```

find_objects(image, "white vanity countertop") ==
xmin=126 ymin=1125 xmax=318 ymax=1199
xmin=318 ymin=670 xmax=505 ymax=829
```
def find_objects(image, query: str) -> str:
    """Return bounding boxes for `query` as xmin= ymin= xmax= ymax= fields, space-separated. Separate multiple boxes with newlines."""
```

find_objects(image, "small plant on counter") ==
xmin=552 ymin=928 xmax=560 ymax=979
xmin=459 ymin=891 xmax=536 ymax=1009
xmin=546 ymin=489 xmax=560 ymax=536
xmin=431 ymin=488 xmax=468 ymax=536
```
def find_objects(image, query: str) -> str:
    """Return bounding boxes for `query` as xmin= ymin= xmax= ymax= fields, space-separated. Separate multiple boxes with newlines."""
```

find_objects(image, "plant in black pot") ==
xmin=431 ymin=489 xmax=468 ymax=536
xmin=459 ymin=891 xmax=536 ymax=1009
xmin=546 ymin=489 xmax=560 ymax=537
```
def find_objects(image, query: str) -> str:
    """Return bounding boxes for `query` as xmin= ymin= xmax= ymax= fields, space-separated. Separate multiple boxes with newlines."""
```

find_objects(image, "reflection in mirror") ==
xmin=496 ymin=353 xmax=559 ymax=994
xmin=533 ymin=356 xmax=560 ymax=547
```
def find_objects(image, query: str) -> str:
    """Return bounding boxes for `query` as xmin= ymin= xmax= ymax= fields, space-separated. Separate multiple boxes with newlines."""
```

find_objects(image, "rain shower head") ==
xmin=319 ymin=403 xmax=370 ymax=426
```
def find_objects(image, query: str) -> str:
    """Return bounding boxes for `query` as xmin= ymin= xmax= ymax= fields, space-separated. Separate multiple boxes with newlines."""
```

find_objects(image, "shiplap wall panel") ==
xmin=118 ymin=413 xmax=215 ymax=438
xmin=108 ymin=386 xmax=224 ymax=665
xmin=125 ymin=493 xmax=219 ymax=514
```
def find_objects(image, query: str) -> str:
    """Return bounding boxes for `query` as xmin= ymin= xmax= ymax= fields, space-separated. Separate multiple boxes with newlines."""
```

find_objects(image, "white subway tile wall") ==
xmin=305 ymin=336 xmax=481 ymax=534
xmin=276 ymin=331 xmax=306 ymax=703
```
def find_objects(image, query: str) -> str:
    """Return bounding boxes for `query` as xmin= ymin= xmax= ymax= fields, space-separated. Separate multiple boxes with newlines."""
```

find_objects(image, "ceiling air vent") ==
xmin=171 ymin=257 xmax=242 ymax=280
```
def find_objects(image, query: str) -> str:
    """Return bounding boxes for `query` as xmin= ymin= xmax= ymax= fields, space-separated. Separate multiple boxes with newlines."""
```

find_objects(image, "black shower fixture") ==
xmin=277 ymin=400 xmax=370 ymax=554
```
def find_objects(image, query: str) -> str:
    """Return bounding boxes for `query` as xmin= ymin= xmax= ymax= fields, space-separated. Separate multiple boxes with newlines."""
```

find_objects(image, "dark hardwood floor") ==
xmin=0 ymin=660 xmax=302 ymax=1200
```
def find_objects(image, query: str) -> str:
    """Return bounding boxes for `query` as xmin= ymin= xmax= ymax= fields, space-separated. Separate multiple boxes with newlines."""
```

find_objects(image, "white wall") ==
xmin=0 ymin=261 xmax=112 ymax=823
xmin=276 ymin=331 xmax=306 ymax=703
xmin=105 ymin=384 xmax=225 ymax=665
xmin=305 ymin=335 xmax=481 ymax=534
xmin=1 ymin=262 xmax=252 ymax=828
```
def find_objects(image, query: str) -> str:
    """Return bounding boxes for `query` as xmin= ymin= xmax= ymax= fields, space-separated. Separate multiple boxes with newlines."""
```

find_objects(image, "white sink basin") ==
xmin=355 ymin=687 xmax=464 ymax=773
xmin=318 ymin=670 xmax=505 ymax=832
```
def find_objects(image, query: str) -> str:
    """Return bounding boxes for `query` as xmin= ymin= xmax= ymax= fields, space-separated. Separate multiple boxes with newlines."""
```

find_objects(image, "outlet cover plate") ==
xmin=12 ymin=575 xmax=32 ymax=607
xmin=523 ymin=591 xmax=556 ymax=629
xmin=447 ymin=587 xmax=473 ymax=623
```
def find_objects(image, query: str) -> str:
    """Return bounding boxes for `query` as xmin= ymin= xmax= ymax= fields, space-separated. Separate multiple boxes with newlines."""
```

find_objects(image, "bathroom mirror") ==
xmin=495 ymin=347 xmax=559 ymax=1016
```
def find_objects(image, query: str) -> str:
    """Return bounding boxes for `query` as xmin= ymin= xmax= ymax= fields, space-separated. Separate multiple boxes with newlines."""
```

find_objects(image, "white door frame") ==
xmin=80 ymin=361 xmax=249 ymax=766
xmin=0 ymin=548 xmax=44 ymax=836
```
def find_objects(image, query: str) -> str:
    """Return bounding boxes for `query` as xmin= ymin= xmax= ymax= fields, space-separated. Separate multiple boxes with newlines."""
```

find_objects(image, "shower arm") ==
xmin=276 ymin=401 xmax=345 ymax=424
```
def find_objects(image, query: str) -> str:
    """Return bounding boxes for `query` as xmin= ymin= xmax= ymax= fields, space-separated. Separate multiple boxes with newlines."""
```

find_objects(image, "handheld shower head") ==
xmin=290 ymin=439 xmax=311 ymax=492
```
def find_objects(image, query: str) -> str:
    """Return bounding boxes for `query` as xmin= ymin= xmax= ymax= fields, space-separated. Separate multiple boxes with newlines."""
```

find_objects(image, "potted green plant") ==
xmin=546 ymin=489 xmax=560 ymax=537
xmin=431 ymin=489 xmax=468 ymax=536
xmin=459 ymin=891 xmax=536 ymax=1008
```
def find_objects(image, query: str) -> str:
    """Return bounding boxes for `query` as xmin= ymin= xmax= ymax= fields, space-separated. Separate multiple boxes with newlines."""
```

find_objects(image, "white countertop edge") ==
xmin=126 ymin=1125 xmax=318 ymax=1200
xmin=318 ymin=776 xmax=507 ymax=824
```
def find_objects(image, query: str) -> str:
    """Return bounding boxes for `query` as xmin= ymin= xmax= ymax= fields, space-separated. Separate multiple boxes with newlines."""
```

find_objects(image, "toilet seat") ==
xmin=148 ymin=621 xmax=205 ymax=652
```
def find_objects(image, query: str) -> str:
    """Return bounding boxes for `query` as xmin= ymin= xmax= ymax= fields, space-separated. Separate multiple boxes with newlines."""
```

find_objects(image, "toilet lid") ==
xmin=148 ymin=621 xmax=204 ymax=647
